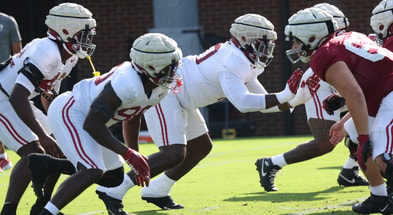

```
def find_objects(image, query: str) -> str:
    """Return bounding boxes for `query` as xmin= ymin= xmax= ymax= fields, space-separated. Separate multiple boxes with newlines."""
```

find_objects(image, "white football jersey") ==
xmin=72 ymin=61 xmax=168 ymax=127
xmin=0 ymin=37 xmax=78 ymax=100
xmin=176 ymin=41 xmax=268 ymax=112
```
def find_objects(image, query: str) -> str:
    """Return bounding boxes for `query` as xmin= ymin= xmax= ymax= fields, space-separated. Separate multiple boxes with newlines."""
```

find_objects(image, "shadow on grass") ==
xmin=223 ymin=186 xmax=346 ymax=203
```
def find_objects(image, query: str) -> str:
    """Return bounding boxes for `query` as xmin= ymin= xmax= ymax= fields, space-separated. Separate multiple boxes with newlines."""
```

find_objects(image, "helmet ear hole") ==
xmin=241 ymin=36 xmax=247 ymax=42
xmin=148 ymin=65 xmax=155 ymax=72
xmin=309 ymin=36 xmax=316 ymax=43
xmin=380 ymin=24 xmax=385 ymax=31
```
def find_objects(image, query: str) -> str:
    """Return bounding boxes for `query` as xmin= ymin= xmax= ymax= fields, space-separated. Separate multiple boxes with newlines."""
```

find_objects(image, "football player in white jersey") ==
xmin=0 ymin=3 xmax=96 ymax=215
xmin=93 ymin=13 xmax=304 ymax=211
xmin=255 ymin=3 xmax=368 ymax=193
xmin=36 ymin=32 xmax=182 ymax=215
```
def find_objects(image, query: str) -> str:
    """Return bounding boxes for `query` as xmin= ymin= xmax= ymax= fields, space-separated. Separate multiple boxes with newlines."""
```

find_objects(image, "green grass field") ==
xmin=0 ymin=136 xmax=370 ymax=215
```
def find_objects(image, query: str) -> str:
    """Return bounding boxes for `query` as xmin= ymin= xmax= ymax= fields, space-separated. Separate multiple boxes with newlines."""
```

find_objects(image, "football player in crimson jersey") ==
xmin=284 ymin=7 xmax=393 ymax=214
xmin=93 ymin=13 xmax=304 ymax=211
xmin=0 ymin=3 xmax=97 ymax=215
xmin=33 ymin=32 xmax=182 ymax=215
xmin=254 ymin=3 xmax=368 ymax=193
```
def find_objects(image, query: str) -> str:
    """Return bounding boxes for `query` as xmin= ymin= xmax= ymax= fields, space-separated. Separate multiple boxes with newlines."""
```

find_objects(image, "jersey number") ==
xmin=344 ymin=38 xmax=386 ymax=62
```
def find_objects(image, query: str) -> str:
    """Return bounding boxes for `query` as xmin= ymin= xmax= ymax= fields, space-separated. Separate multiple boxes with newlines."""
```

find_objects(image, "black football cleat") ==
xmin=142 ymin=196 xmax=184 ymax=210
xmin=353 ymin=194 xmax=393 ymax=214
xmin=96 ymin=190 xmax=128 ymax=215
xmin=255 ymin=157 xmax=281 ymax=192
xmin=337 ymin=167 xmax=369 ymax=186
xmin=27 ymin=153 xmax=51 ymax=198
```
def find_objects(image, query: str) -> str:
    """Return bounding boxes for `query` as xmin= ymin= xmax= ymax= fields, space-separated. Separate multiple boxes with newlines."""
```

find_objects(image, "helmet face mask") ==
xmin=67 ymin=26 xmax=96 ymax=58
xmin=149 ymin=60 xmax=182 ymax=93
xmin=249 ymin=39 xmax=275 ymax=68
xmin=285 ymin=38 xmax=311 ymax=64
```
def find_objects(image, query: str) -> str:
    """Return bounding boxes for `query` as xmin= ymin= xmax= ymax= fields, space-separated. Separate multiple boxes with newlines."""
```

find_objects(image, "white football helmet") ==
xmin=45 ymin=3 xmax=96 ymax=59
xmin=229 ymin=13 xmax=277 ymax=69
xmin=284 ymin=7 xmax=337 ymax=64
xmin=371 ymin=0 xmax=393 ymax=40
xmin=130 ymin=33 xmax=183 ymax=93
xmin=313 ymin=3 xmax=349 ymax=31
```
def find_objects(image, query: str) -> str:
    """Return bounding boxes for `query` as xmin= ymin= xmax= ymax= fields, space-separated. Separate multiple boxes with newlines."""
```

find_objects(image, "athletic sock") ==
xmin=271 ymin=154 xmax=287 ymax=168
xmin=43 ymin=201 xmax=59 ymax=215
xmin=141 ymin=173 xmax=176 ymax=198
xmin=96 ymin=174 xmax=135 ymax=200
xmin=370 ymin=183 xmax=387 ymax=196
xmin=0 ymin=153 xmax=6 ymax=159
xmin=342 ymin=157 xmax=357 ymax=169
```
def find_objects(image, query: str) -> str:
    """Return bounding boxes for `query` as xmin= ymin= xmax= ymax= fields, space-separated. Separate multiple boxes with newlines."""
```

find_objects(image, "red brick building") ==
xmin=1 ymin=0 xmax=382 ymax=137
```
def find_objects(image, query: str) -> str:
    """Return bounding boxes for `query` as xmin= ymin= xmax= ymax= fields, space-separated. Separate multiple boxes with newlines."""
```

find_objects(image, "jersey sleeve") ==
xmin=219 ymin=71 xmax=267 ymax=113
xmin=110 ymin=63 xmax=140 ymax=103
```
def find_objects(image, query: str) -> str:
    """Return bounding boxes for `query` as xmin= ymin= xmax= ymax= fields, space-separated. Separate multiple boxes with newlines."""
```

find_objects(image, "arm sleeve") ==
xmin=219 ymin=71 xmax=267 ymax=113
xmin=246 ymin=78 xmax=268 ymax=94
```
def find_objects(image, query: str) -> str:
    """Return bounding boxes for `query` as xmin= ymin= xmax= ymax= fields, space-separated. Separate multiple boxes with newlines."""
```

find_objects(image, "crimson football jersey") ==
xmin=311 ymin=31 xmax=393 ymax=116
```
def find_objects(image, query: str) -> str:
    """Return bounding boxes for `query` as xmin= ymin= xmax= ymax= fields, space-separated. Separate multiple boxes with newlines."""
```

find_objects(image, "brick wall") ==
xmin=74 ymin=0 xmax=381 ymax=136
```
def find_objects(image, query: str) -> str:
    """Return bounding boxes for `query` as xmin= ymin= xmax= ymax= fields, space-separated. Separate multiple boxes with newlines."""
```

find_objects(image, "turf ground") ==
xmin=0 ymin=136 xmax=370 ymax=214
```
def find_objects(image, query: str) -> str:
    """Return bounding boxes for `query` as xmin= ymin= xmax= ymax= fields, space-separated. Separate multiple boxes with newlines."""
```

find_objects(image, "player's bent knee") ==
xmin=97 ymin=166 xmax=124 ymax=187
xmin=160 ymin=144 xmax=186 ymax=165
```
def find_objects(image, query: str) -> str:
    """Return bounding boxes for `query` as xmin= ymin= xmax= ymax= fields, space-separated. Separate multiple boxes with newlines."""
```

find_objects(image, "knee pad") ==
xmin=96 ymin=166 xmax=124 ymax=187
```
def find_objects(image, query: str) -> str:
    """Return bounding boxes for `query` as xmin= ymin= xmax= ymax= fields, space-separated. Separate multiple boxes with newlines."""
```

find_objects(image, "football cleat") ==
xmin=30 ymin=195 xmax=50 ymax=215
xmin=337 ymin=167 xmax=369 ymax=186
xmin=142 ymin=196 xmax=184 ymax=210
xmin=255 ymin=157 xmax=281 ymax=192
xmin=0 ymin=155 xmax=12 ymax=172
xmin=96 ymin=190 xmax=129 ymax=215
xmin=352 ymin=194 xmax=393 ymax=214
xmin=27 ymin=154 xmax=51 ymax=198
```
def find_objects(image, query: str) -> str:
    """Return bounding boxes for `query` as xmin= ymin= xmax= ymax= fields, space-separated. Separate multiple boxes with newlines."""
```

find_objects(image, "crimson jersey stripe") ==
xmin=311 ymin=93 xmax=324 ymax=120
xmin=0 ymin=114 xmax=29 ymax=146
xmin=155 ymin=104 xmax=169 ymax=146
xmin=62 ymin=96 xmax=98 ymax=169
xmin=385 ymin=118 xmax=393 ymax=154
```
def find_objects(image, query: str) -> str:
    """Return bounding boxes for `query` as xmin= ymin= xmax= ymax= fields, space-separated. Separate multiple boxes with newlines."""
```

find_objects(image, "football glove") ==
xmin=323 ymin=94 xmax=345 ymax=115
xmin=276 ymin=68 xmax=304 ymax=103
xmin=357 ymin=135 xmax=372 ymax=171
xmin=123 ymin=148 xmax=150 ymax=187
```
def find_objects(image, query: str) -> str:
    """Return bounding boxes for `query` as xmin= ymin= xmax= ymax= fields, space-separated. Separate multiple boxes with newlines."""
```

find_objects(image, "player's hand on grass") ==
xmin=123 ymin=148 xmax=150 ymax=187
